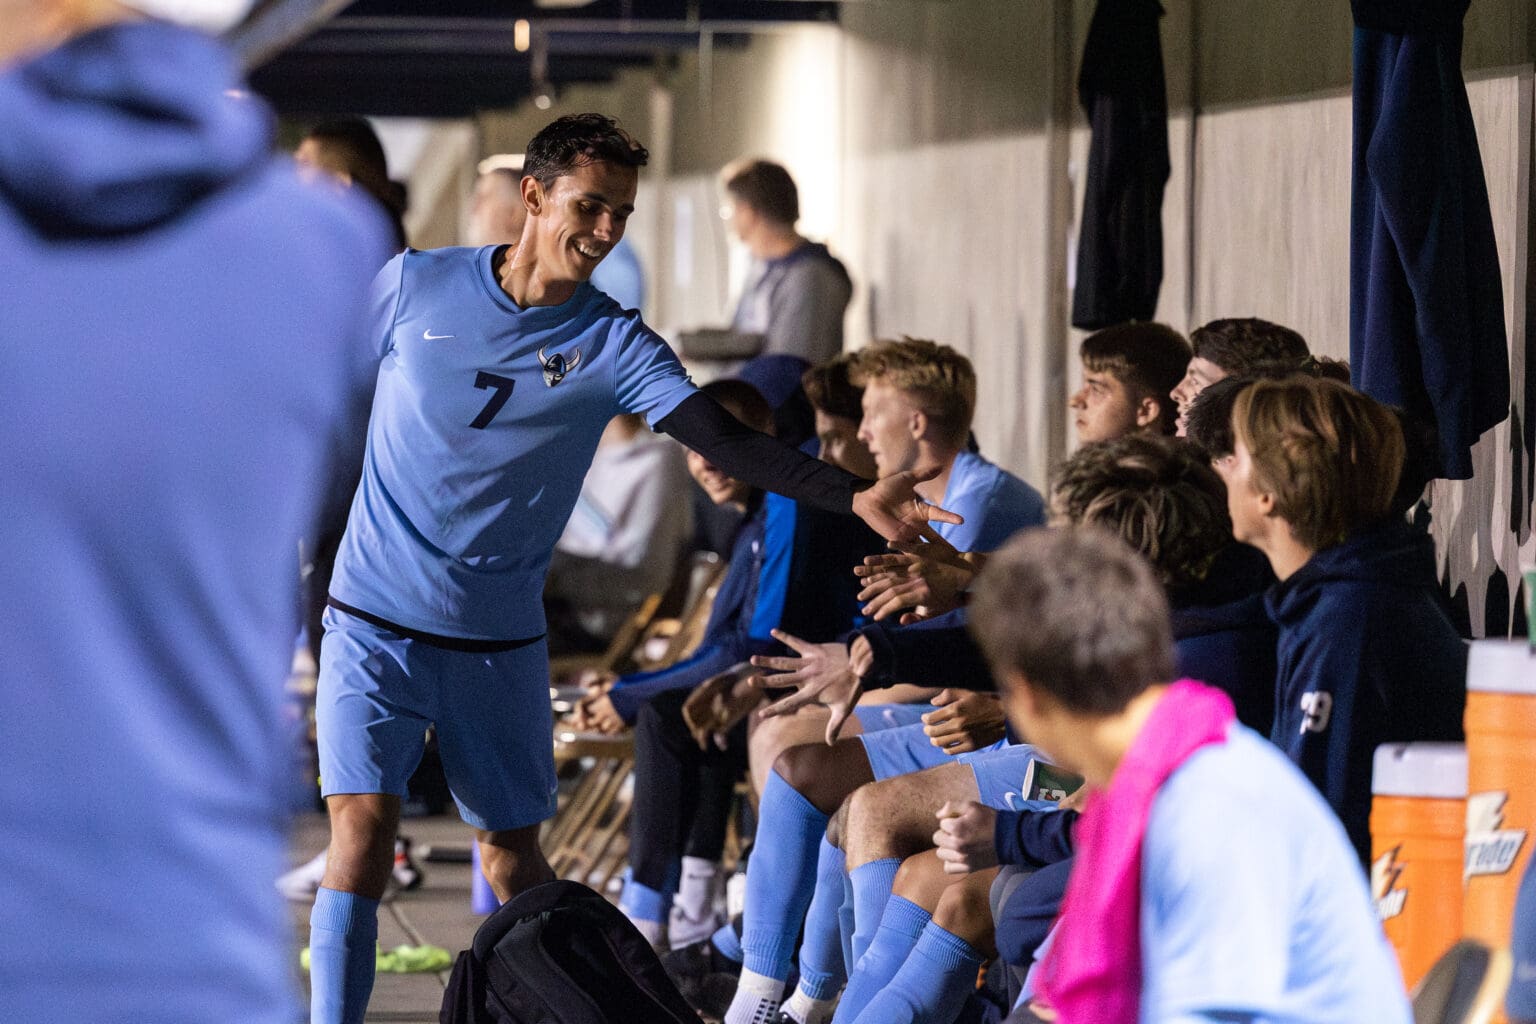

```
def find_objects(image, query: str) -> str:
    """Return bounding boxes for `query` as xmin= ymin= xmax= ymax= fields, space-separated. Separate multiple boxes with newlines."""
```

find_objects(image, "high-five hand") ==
xmin=751 ymin=630 xmax=873 ymax=744
xmin=850 ymin=466 xmax=963 ymax=545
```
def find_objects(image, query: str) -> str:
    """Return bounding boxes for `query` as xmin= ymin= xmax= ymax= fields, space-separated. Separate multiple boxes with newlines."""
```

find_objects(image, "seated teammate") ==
xmin=572 ymin=379 xmax=884 ymax=950
xmin=969 ymin=527 xmax=1410 ymax=1023
xmin=1216 ymin=376 xmax=1466 ymax=866
xmin=1167 ymin=316 xmax=1310 ymax=435
xmin=729 ymin=435 xmax=1277 ymax=1024
xmin=1069 ymin=321 xmax=1190 ymax=443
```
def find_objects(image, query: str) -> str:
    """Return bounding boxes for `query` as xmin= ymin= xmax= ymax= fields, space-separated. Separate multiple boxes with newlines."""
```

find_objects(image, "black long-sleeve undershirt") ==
xmin=656 ymin=391 xmax=869 ymax=514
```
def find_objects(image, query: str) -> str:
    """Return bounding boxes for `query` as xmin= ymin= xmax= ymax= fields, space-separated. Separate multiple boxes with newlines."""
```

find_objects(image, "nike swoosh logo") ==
xmin=423 ymin=330 xmax=455 ymax=340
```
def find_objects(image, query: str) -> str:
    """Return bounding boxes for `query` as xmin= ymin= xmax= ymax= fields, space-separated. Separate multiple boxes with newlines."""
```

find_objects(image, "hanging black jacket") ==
xmin=1070 ymin=0 xmax=1170 ymax=330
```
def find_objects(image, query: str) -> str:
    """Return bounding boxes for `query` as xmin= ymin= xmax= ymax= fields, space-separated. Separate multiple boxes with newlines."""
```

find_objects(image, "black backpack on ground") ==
xmin=440 ymin=879 xmax=700 ymax=1024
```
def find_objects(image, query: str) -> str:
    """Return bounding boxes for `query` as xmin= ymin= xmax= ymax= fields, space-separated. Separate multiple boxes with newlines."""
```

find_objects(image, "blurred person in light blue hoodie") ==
xmin=0 ymin=1 xmax=393 ymax=1021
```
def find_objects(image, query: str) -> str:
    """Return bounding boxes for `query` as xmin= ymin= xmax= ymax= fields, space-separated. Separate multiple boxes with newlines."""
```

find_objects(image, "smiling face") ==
xmin=686 ymin=448 xmax=752 ymax=509
xmin=1171 ymin=356 xmax=1229 ymax=436
xmin=857 ymin=380 xmax=922 ymax=479
xmin=1069 ymin=368 xmax=1140 ymax=444
xmin=524 ymin=158 xmax=637 ymax=284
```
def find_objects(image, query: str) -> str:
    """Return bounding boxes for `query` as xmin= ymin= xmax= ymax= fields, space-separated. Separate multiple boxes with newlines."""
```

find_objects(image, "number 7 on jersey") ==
xmin=470 ymin=371 xmax=515 ymax=429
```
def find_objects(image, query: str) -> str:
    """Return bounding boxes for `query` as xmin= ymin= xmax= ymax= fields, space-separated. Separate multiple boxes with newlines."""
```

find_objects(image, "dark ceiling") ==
xmin=246 ymin=0 xmax=841 ymax=119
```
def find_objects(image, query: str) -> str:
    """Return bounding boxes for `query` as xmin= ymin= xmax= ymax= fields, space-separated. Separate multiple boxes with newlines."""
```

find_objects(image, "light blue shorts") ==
xmin=316 ymin=606 xmax=557 ymax=831
xmin=859 ymin=723 xmax=1046 ymax=808
xmin=852 ymin=702 xmax=933 ymax=733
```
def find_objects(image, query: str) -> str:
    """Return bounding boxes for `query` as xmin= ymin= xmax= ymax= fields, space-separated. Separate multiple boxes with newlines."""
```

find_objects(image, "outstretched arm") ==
xmin=655 ymin=391 xmax=962 ymax=543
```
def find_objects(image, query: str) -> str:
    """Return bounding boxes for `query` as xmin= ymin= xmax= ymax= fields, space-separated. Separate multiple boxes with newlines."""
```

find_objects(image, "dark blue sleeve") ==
xmin=1272 ymin=621 xmax=1380 ymax=866
xmin=607 ymin=513 xmax=763 ymax=723
xmin=854 ymin=609 xmax=996 ymax=692
xmin=994 ymin=808 xmax=1078 ymax=868
xmin=607 ymin=641 xmax=743 ymax=723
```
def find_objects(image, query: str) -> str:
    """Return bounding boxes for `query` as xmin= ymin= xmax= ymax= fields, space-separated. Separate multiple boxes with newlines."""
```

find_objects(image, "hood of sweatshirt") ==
xmin=0 ymin=20 xmax=271 ymax=236
xmin=1266 ymin=518 xmax=1441 ymax=628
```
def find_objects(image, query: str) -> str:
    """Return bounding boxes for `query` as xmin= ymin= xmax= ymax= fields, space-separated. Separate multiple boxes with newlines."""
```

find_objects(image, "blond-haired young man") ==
xmin=853 ymin=337 xmax=1044 ymax=553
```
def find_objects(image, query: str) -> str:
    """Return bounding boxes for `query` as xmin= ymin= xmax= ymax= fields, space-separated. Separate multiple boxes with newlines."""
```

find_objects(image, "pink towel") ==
xmin=1036 ymin=679 xmax=1235 ymax=1023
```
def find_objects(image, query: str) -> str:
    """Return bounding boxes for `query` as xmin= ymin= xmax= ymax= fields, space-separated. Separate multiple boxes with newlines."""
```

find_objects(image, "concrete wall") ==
xmin=455 ymin=0 xmax=1535 ymax=636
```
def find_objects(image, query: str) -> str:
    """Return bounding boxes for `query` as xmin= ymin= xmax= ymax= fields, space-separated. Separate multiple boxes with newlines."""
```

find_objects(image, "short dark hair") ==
xmin=1184 ymin=356 xmax=1356 ymax=461
xmin=1183 ymin=374 xmax=1251 ymax=460
xmin=303 ymin=118 xmax=406 ymax=246
xmin=1050 ymin=435 xmax=1231 ymax=591
xmin=969 ymin=527 xmax=1175 ymax=716
xmin=1190 ymin=318 xmax=1310 ymax=377
xmin=523 ymin=114 xmax=649 ymax=188
xmin=802 ymin=354 xmax=864 ymax=422
xmin=721 ymin=158 xmax=799 ymax=226
xmin=1079 ymin=322 xmax=1191 ymax=435
xmin=700 ymin=378 xmax=774 ymax=435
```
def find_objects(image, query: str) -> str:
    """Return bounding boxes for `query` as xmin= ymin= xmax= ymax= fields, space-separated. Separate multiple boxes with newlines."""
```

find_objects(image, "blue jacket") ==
xmin=608 ymin=493 xmax=882 ymax=721
xmin=1350 ymin=0 xmax=1508 ymax=479
xmin=1267 ymin=518 xmax=1467 ymax=865
xmin=1168 ymin=543 xmax=1278 ymax=736
xmin=0 ymin=21 xmax=389 ymax=1024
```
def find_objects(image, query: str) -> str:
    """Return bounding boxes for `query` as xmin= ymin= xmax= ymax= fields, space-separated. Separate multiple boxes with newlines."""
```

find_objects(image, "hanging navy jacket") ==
xmin=1070 ymin=0 xmax=1170 ymax=330
xmin=1349 ymin=0 xmax=1508 ymax=479
xmin=1267 ymin=518 xmax=1467 ymax=866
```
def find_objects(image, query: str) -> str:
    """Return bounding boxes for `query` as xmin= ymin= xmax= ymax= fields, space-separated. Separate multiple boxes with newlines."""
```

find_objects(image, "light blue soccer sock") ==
xmin=847 ymin=857 xmax=901 ymax=967
xmin=794 ymin=838 xmax=850 ymax=1001
xmin=831 ymin=896 xmax=931 ymax=1023
xmin=711 ymin=921 xmax=745 ymax=963
xmin=740 ymin=770 xmax=829 ymax=981
xmin=618 ymin=872 xmax=672 ymax=946
xmin=849 ymin=920 xmax=984 ymax=1024
xmin=837 ymin=870 xmax=856 ymax=973
xmin=309 ymin=887 xmax=380 ymax=1024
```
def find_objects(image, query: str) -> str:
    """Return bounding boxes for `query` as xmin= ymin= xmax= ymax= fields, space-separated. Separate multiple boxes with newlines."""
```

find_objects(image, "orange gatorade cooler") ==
xmin=1371 ymin=742 xmax=1467 ymax=989
xmin=1463 ymin=639 xmax=1536 ymax=951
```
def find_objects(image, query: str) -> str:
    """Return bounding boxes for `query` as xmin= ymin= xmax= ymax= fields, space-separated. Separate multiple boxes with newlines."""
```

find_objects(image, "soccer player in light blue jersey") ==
xmin=307 ymin=113 xmax=959 ymax=1024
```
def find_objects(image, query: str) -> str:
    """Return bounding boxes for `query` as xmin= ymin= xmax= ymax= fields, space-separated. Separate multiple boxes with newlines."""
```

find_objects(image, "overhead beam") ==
xmin=228 ymin=0 xmax=360 ymax=69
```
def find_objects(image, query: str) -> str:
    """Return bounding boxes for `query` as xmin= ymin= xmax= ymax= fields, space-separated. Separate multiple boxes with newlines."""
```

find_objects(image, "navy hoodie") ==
xmin=1267 ymin=519 xmax=1467 ymax=866
xmin=0 ymin=21 xmax=389 ymax=1024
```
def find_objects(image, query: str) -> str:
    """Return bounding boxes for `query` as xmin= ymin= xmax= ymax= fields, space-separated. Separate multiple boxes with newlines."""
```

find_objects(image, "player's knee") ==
xmin=775 ymin=743 xmax=831 ymax=805
xmin=932 ymin=875 xmax=993 ymax=939
xmin=892 ymin=850 xmax=951 ymax=907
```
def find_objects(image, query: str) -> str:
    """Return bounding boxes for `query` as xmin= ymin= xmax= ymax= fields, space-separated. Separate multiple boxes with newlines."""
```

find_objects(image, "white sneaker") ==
xmin=275 ymin=849 xmax=328 ymax=901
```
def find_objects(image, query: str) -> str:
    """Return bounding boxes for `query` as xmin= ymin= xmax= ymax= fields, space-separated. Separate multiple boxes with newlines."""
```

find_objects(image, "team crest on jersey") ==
xmin=1465 ymin=791 xmax=1528 ymax=879
xmin=1371 ymin=846 xmax=1408 ymax=921
xmin=537 ymin=346 xmax=582 ymax=387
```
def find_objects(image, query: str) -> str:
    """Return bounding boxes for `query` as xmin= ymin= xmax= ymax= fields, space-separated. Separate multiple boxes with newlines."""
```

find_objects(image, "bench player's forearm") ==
xmin=656 ymin=391 xmax=868 ymax=514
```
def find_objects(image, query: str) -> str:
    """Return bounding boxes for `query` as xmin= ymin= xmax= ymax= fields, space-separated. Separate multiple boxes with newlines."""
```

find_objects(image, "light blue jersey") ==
xmin=934 ymin=450 xmax=1045 ymax=553
xmin=1139 ymin=727 xmax=1411 ymax=1024
xmin=329 ymin=245 xmax=696 ymax=640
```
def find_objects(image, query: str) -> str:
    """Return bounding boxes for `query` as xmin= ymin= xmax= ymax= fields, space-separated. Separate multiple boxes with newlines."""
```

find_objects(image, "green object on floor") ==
xmin=298 ymin=943 xmax=452 ymax=974
xmin=378 ymin=943 xmax=453 ymax=973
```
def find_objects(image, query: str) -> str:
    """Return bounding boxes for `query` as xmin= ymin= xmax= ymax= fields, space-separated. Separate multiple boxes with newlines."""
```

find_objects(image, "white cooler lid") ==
xmin=1373 ymin=742 xmax=1468 ymax=798
xmin=1468 ymin=638 xmax=1536 ymax=695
